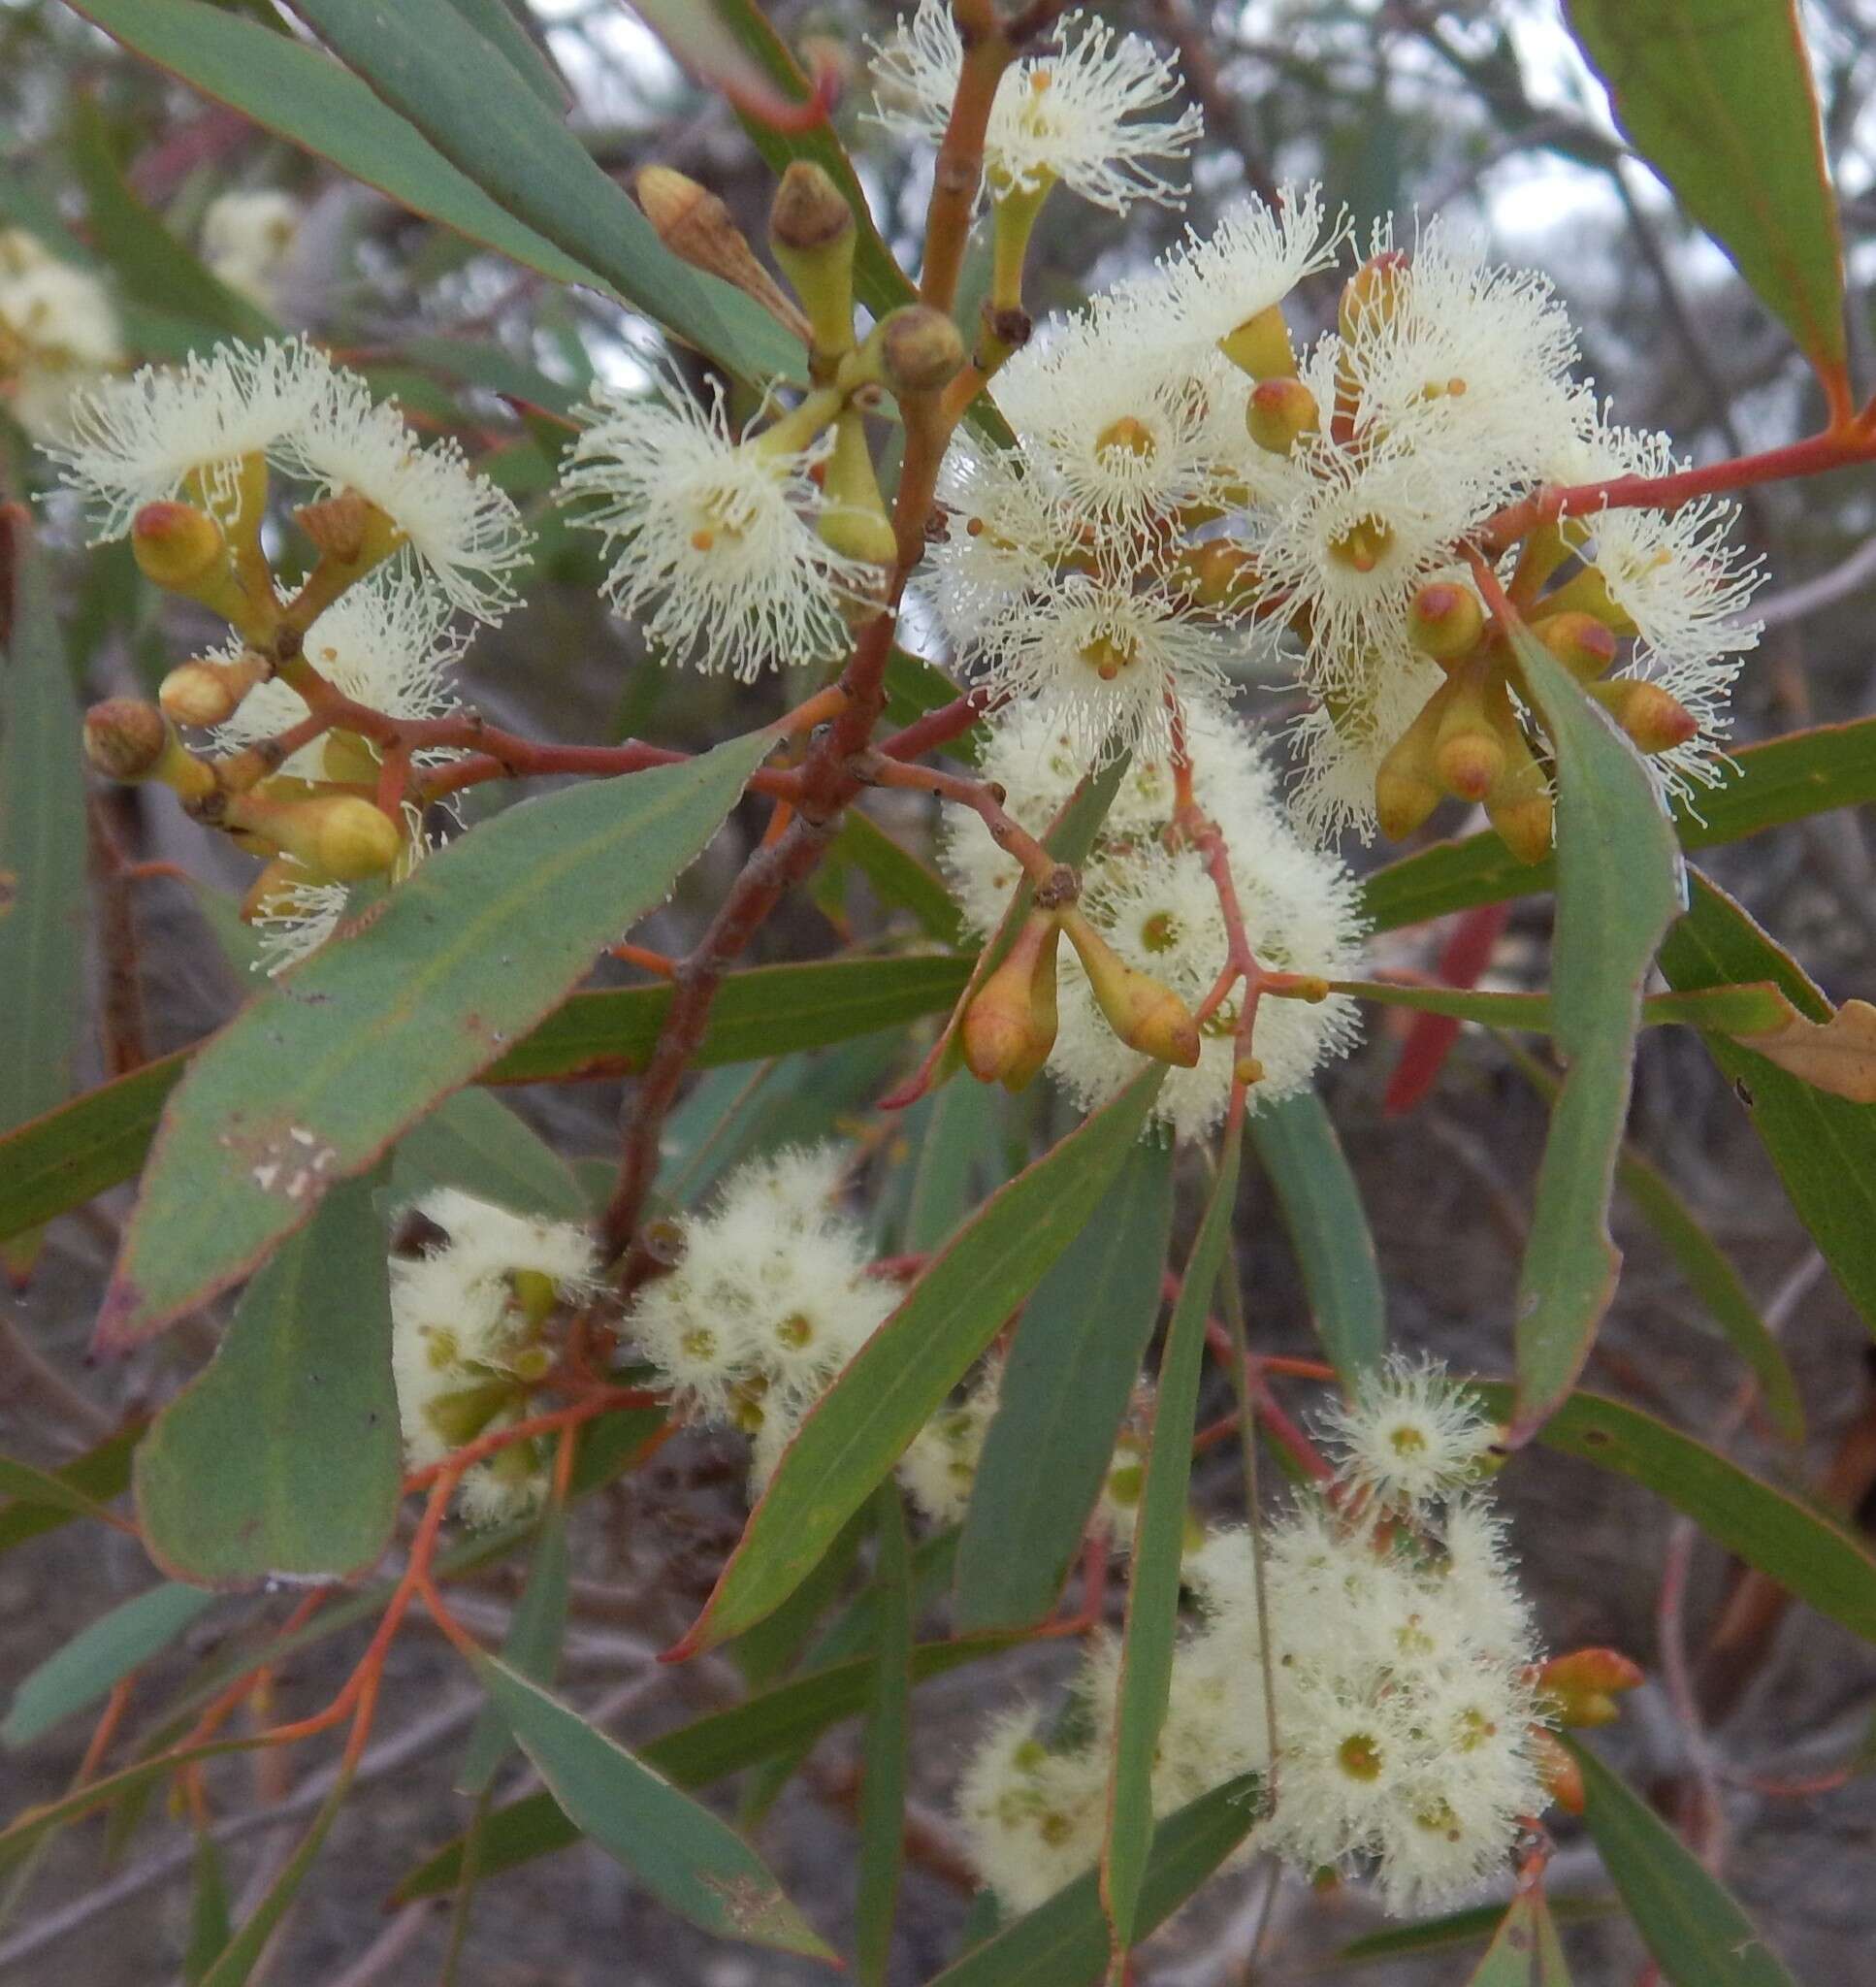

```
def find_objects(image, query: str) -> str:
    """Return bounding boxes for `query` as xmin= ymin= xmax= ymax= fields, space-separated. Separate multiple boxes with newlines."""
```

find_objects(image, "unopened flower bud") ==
xmin=1407 ymin=582 xmax=1486 ymax=664
xmin=131 ymin=501 xmax=225 ymax=591
xmin=83 ymin=699 xmax=217 ymax=802
xmin=1531 ymin=610 xmax=1619 ymax=682
xmin=1339 ymin=250 xmax=1408 ymax=341
xmin=963 ymin=911 xmax=1060 ymax=1091
xmin=160 ymin=652 xmax=269 ymax=728
xmin=816 ymin=407 xmax=898 ymax=568
xmin=1217 ymin=302 xmax=1297 ymax=381
xmin=1537 ymin=1648 xmax=1644 ymax=1729
xmin=634 ymin=164 xmax=810 ymax=343
xmin=1245 ymin=376 xmax=1320 ymax=456
xmin=1374 ymin=697 xmax=1446 ymax=841
xmin=242 ymin=854 xmax=318 ymax=923
xmin=1433 ymin=668 xmax=1507 ymax=802
xmin=1058 ymin=908 xmax=1201 ymax=1068
xmin=1171 ymin=539 xmax=1260 ymax=610
xmin=770 ymin=162 xmax=857 ymax=363
xmin=878 ymin=305 xmax=966 ymax=397
xmin=1484 ymin=746 xmax=1553 ymax=864
xmin=225 ymin=791 xmax=403 ymax=881
xmin=1529 ymin=1728 xmax=1584 ymax=1815
xmin=1589 ymin=677 xmax=1699 ymax=755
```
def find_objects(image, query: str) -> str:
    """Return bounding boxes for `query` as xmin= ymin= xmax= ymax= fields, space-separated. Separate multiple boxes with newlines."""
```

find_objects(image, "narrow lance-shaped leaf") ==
xmin=199 ymin=1768 xmax=356 ymax=1987
xmin=675 ymin=1067 xmax=1166 ymax=1656
xmin=1566 ymin=1736 xmax=1799 ymax=1986
xmin=1661 ymin=868 xmax=1876 ymax=1338
xmin=96 ymin=732 xmax=767 ymax=1352
xmin=134 ymin=1170 xmax=402 ymax=1589
xmin=457 ymin=1502 xmax=571 ymax=1794
xmin=1249 ymin=1091 xmax=1385 ymax=1385
xmin=1563 ymin=0 xmax=1848 ymax=398
xmin=1360 ymin=714 xmax=1876 ymax=933
xmin=1103 ymin=1134 xmax=1243 ymax=1955
xmin=1471 ymin=1385 xmax=1876 ymax=1645
xmin=1507 ymin=629 xmax=1682 ymax=1441
xmin=279 ymin=0 xmax=799 ymax=379
xmin=0 ymin=525 xmax=87 ymax=1278
xmin=392 ymin=1087 xmax=588 ymax=1222
xmin=857 ymin=1483 xmax=914 ymax=1985
xmin=0 ymin=952 xmax=970 ymax=1251
xmin=4 ymin=1582 xmax=216 ymax=1750
xmin=954 ymin=1139 xmax=1176 ymax=1633
xmin=1464 ymin=1883 xmax=1573 ymax=1986
xmin=469 ymin=1653 xmax=836 ymax=1959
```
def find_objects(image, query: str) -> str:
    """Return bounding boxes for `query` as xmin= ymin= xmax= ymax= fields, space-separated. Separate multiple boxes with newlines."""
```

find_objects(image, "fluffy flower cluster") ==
xmin=45 ymin=336 xmax=530 ymax=620
xmin=560 ymin=373 xmax=879 ymax=681
xmin=625 ymin=1147 xmax=897 ymax=1486
xmin=390 ymin=1189 xmax=598 ymax=1524
xmin=0 ymin=229 xmax=122 ymax=440
xmin=922 ymin=188 xmax=1758 ymax=842
xmin=867 ymin=3 xmax=1202 ymax=213
xmin=941 ymin=701 xmax=1366 ymax=1139
xmin=956 ymin=1361 xmax=1545 ymax=1921
xmin=201 ymin=190 xmax=302 ymax=313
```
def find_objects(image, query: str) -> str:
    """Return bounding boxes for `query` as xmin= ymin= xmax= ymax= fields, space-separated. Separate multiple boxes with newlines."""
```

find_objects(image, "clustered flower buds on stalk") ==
xmin=956 ymin=1360 xmax=1596 ymax=1918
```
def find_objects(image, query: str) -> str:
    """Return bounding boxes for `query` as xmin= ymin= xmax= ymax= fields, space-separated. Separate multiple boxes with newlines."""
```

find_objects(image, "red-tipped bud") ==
xmin=1245 ymin=377 xmax=1319 ymax=456
xmin=1484 ymin=749 xmax=1554 ymax=864
xmin=1590 ymin=678 xmax=1699 ymax=755
xmin=131 ymin=501 xmax=226 ymax=592
xmin=1407 ymin=582 xmax=1487 ymax=664
xmin=1338 ymin=249 xmax=1408 ymax=341
xmin=962 ymin=912 xmax=1061 ymax=1091
xmin=1538 ymin=1648 xmax=1644 ymax=1728
xmin=1532 ymin=609 xmax=1619 ymax=682
xmin=1529 ymin=1728 xmax=1585 ymax=1814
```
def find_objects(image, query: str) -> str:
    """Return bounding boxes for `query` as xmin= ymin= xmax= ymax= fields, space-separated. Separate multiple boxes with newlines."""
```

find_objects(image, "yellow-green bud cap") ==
xmin=1217 ymin=302 xmax=1296 ymax=381
xmin=1058 ymin=908 xmax=1201 ymax=1068
xmin=1245 ymin=376 xmax=1319 ymax=455
xmin=962 ymin=912 xmax=1060 ymax=1091
xmin=769 ymin=162 xmax=857 ymax=363
xmin=816 ymin=407 xmax=898 ymax=568
xmin=159 ymin=652 xmax=267 ymax=729
xmin=1407 ymin=582 xmax=1486 ymax=664
xmin=131 ymin=501 xmax=226 ymax=592
xmin=879 ymin=305 xmax=967 ymax=396
xmin=1484 ymin=748 xmax=1553 ymax=864
xmin=227 ymin=791 xmax=403 ymax=881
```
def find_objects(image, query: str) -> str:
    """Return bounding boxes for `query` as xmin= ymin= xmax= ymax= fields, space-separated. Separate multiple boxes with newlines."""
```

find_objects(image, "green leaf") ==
xmin=68 ymin=93 xmax=277 ymax=344
xmin=1336 ymin=1897 xmax=1617 ymax=1968
xmin=1507 ymin=630 xmax=1682 ymax=1441
xmin=4 ymin=1581 xmax=215 ymax=1748
xmin=0 ymin=953 xmax=968 ymax=1249
xmin=279 ymin=0 xmax=798 ymax=378
xmin=66 ymin=0 xmax=615 ymax=296
xmin=0 ymin=1428 xmax=140 ymax=1558
xmin=931 ymin=1773 xmax=1263 ymax=1987
xmin=1329 ymin=978 xmax=1790 ymax=1037
xmin=0 ymin=530 xmax=87 ymax=1276
xmin=458 ymin=1502 xmax=571 ymax=1794
xmin=392 ymin=1088 xmax=587 ymax=1222
xmin=1660 ymin=869 xmax=1876 ymax=1338
xmin=200 ymin=1767 xmax=356 ymax=1987
xmin=1472 ymin=1385 xmax=1876 ymax=1644
xmin=132 ymin=1173 xmax=402 ymax=1589
xmin=856 ymin=1485 xmax=913 ymax=1985
xmin=469 ymin=1653 xmax=835 ymax=1958
xmin=833 ymin=808 xmax=966 ymax=948
xmin=1564 ymin=0 xmax=1847 ymax=391
xmin=97 ymin=733 xmax=767 ymax=1351
xmin=1568 ymin=1736 xmax=1799 ymax=1985
xmin=437 ymin=0 xmax=566 ymax=109
xmin=1464 ymin=1885 xmax=1572 ymax=1985
xmin=902 ymin=1077 xmax=1007 ymax=1254
xmin=1361 ymin=715 xmax=1876 ymax=932
xmin=675 ymin=1067 xmax=1166 ymax=1655
xmin=1248 ymin=1091 xmax=1385 ymax=1385
xmin=1103 ymin=1134 xmax=1242 ymax=1954
xmin=1503 ymin=1039 xmax=1801 ymax=1442
xmin=954 ymin=1140 xmax=1175 ymax=1633
xmin=183 ymin=1834 xmax=233 ymax=1986
xmin=393 ymin=1628 xmax=1015 ymax=1902
xmin=0 ymin=1455 xmax=126 ymax=1533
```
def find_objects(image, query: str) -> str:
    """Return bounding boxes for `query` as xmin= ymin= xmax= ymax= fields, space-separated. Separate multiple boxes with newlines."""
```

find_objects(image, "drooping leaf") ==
xmin=901 ymin=1076 xmax=1008 ymax=1254
xmin=1472 ymin=1385 xmax=1876 ymax=1645
xmin=1361 ymin=715 xmax=1876 ymax=932
xmin=832 ymin=807 xmax=966 ymax=949
xmin=393 ymin=1628 xmax=1017 ymax=1903
xmin=133 ymin=1172 xmax=402 ymax=1589
xmin=1248 ymin=1091 xmax=1385 ymax=1385
xmin=673 ymin=1067 xmax=1165 ymax=1655
xmin=0 ymin=953 xmax=969 ymax=1249
xmin=1568 ymin=1737 xmax=1799 ymax=1986
xmin=1660 ymin=869 xmax=1876 ymax=1336
xmin=96 ymin=733 xmax=767 ymax=1351
xmin=953 ymin=1139 xmax=1175 ymax=1633
xmin=1335 ymin=1897 xmax=1618 ymax=1968
xmin=198 ymin=1767 xmax=356 ymax=1987
xmin=1507 ymin=630 xmax=1682 ymax=1441
xmin=1563 ymin=0 xmax=1848 ymax=394
xmin=458 ymin=1502 xmax=571 ymax=1794
xmin=1103 ymin=1134 xmax=1242 ymax=1954
xmin=856 ymin=1484 xmax=914 ymax=1986
xmin=0 ymin=1428 xmax=141 ymax=1559
xmin=391 ymin=1087 xmax=587 ymax=1222
xmin=1463 ymin=1884 xmax=1573 ymax=1985
xmin=3 ymin=1581 xmax=215 ymax=1749
xmin=930 ymin=1774 xmax=1263 ymax=1987
xmin=183 ymin=1833 xmax=233 ymax=1985
xmin=0 ymin=528 xmax=87 ymax=1278
xmin=278 ymin=0 xmax=798 ymax=378
xmin=468 ymin=1653 xmax=835 ymax=1958
xmin=0 ymin=1455 xmax=127 ymax=1533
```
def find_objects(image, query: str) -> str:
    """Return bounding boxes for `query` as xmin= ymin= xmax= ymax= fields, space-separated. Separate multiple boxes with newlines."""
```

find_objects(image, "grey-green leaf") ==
xmin=4 ymin=1581 xmax=216 ymax=1748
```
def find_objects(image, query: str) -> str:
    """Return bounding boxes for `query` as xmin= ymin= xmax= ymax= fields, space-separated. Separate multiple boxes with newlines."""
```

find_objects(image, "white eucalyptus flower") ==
xmin=0 ymin=231 xmax=122 ymax=441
